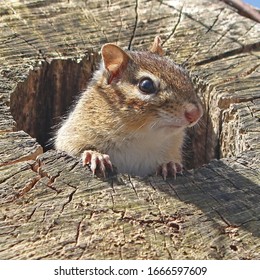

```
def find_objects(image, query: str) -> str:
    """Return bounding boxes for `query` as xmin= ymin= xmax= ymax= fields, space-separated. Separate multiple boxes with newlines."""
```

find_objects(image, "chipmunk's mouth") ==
xmin=159 ymin=124 xmax=184 ymax=129
xmin=155 ymin=124 xmax=187 ymax=133
xmin=155 ymin=118 xmax=188 ymax=130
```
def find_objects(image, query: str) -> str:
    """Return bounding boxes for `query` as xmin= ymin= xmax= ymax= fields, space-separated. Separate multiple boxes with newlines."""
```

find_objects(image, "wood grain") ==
xmin=0 ymin=0 xmax=259 ymax=259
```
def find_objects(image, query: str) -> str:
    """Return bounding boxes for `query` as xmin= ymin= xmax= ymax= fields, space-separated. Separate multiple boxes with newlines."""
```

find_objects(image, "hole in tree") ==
xmin=10 ymin=51 xmax=218 ymax=170
xmin=10 ymin=52 xmax=100 ymax=151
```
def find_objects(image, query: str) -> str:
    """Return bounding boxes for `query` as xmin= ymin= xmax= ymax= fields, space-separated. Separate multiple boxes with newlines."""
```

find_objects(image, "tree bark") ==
xmin=0 ymin=0 xmax=259 ymax=259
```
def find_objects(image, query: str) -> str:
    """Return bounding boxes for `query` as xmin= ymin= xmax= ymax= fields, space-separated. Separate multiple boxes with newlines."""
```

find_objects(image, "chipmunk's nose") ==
xmin=184 ymin=103 xmax=203 ymax=126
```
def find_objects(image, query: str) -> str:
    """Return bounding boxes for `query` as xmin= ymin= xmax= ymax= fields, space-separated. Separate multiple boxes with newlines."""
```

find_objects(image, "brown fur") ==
xmin=55 ymin=37 xmax=203 ymax=177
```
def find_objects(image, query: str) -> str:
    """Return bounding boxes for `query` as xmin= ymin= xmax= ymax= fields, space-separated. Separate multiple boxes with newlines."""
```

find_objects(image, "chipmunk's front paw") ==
xmin=157 ymin=161 xmax=183 ymax=180
xmin=82 ymin=150 xmax=113 ymax=178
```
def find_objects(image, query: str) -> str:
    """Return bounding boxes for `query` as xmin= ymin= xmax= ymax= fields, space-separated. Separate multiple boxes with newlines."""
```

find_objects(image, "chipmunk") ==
xmin=55 ymin=36 xmax=203 ymax=179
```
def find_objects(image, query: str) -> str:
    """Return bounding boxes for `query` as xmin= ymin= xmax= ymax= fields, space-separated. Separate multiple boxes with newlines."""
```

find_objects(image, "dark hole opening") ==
xmin=10 ymin=52 xmax=100 ymax=151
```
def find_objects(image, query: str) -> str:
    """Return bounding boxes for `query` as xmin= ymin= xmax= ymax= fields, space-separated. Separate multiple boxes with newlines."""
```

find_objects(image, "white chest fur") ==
xmin=107 ymin=128 xmax=182 ymax=177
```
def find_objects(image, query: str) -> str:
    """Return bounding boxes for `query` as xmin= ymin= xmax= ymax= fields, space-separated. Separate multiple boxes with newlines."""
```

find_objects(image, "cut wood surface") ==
xmin=0 ymin=0 xmax=259 ymax=259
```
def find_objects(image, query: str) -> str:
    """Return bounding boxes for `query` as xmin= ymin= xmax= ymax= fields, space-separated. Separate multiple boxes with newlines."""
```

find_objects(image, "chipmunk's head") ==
xmin=99 ymin=36 xmax=203 ymax=134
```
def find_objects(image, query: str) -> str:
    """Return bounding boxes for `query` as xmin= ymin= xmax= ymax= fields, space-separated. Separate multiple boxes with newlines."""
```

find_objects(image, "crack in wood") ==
xmin=206 ymin=8 xmax=225 ymax=33
xmin=127 ymin=175 xmax=139 ymax=198
xmin=27 ymin=159 xmax=65 ymax=194
xmin=213 ymin=208 xmax=231 ymax=226
xmin=209 ymin=26 xmax=235 ymax=51
xmin=26 ymin=205 xmax=40 ymax=222
xmin=13 ymin=33 xmax=44 ymax=57
xmin=89 ymin=208 xmax=112 ymax=220
xmin=0 ymin=146 xmax=43 ymax=167
xmin=128 ymin=0 xmax=139 ymax=50
xmin=161 ymin=4 xmax=183 ymax=47
xmin=75 ymin=219 xmax=83 ymax=246
xmin=110 ymin=192 xmax=115 ymax=210
xmin=60 ymin=188 xmax=77 ymax=213
xmin=6 ymin=175 xmax=41 ymax=203
xmin=160 ymin=1 xmax=223 ymax=33
xmin=195 ymin=42 xmax=260 ymax=66
xmin=221 ymin=64 xmax=260 ymax=84
xmin=166 ymin=182 xmax=183 ymax=201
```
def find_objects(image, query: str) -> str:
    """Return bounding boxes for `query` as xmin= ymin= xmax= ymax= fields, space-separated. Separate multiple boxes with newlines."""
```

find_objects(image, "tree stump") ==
xmin=0 ymin=0 xmax=259 ymax=259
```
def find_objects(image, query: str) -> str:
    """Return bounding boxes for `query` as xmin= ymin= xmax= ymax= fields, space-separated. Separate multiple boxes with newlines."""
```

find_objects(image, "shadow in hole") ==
xmin=150 ymin=159 xmax=260 ymax=238
xmin=10 ymin=53 xmax=100 ymax=151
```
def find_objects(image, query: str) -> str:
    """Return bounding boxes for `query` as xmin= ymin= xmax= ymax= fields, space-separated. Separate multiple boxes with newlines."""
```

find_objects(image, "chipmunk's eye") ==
xmin=138 ymin=77 xmax=157 ymax=94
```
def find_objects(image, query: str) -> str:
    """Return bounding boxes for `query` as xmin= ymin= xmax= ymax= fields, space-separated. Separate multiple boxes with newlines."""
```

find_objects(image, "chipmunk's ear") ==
xmin=149 ymin=36 xmax=164 ymax=56
xmin=101 ymin=44 xmax=129 ymax=84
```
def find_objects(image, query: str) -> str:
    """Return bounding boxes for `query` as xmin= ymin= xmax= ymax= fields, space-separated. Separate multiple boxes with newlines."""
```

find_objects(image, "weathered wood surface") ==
xmin=0 ymin=0 xmax=259 ymax=259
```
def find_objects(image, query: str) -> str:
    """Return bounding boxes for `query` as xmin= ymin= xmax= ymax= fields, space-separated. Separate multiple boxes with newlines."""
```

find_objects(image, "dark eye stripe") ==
xmin=138 ymin=77 xmax=157 ymax=95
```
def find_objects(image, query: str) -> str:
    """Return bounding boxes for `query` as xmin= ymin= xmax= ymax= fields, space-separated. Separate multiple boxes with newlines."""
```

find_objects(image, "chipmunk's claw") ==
xmin=82 ymin=150 xmax=113 ymax=177
xmin=157 ymin=161 xmax=183 ymax=180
